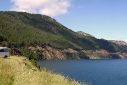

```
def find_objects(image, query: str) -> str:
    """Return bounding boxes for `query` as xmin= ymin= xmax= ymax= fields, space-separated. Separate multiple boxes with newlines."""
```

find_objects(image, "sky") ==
xmin=0 ymin=0 xmax=127 ymax=42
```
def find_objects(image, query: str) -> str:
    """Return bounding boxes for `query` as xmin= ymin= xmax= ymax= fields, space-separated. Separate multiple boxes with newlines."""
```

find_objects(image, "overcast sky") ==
xmin=0 ymin=0 xmax=127 ymax=42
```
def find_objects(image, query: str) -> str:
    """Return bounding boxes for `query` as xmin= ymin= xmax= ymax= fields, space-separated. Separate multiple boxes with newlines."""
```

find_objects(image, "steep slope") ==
xmin=0 ymin=11 xmax=127 ymax=59
xmin=0 ymin=56 xmax=84 ymax=85
xmin=0 ymin=11 xmax=92 ymax=50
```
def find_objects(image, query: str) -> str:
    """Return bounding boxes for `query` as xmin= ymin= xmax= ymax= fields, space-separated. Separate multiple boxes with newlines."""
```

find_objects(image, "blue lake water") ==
xmin=38 ymin=59 xmax=127 ymax=85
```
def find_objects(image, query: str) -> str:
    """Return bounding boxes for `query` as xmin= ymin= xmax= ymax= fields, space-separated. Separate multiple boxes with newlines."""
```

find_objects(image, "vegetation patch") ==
xmin=0 ymin=58 xmax=14 ymax=85
xmin=29 ymin=59 xmax=40 ymax=69
xmin=0 ymin=56 xmax=88 ymax=85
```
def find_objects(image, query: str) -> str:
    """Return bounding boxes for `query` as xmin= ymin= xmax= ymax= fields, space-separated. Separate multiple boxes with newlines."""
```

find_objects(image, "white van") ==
xmin=0 ymin=47 xmax=10 ymax=58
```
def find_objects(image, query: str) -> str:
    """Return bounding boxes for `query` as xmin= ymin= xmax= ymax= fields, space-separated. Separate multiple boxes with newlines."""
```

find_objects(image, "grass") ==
xmin=0 ymin=59 xmax=14 ymax=85
xmin=0 ymin=56 xmax=88 ymax=85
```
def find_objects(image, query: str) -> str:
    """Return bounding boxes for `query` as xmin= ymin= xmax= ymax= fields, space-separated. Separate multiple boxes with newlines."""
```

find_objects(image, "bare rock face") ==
xmin=28 ymin=46 xmax=127 ymax=60
xmin=42 ymin=46 xmax=67 ymax=60
xmin=28 ymin=46 xmax=79 ymax=60
xmin=84 ymin=49 xmax=127 ymax=59
xmin=109 ymin=40 xmax=127 ymax=46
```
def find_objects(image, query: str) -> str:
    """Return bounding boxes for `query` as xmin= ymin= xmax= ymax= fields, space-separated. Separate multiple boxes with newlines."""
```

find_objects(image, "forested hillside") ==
xmin=0 ymin=11 xmax=127 ymax=60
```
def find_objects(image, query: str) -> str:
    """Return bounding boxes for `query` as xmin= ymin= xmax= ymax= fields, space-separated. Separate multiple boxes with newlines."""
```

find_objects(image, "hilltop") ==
xmin=0 ymin=11 xmax=127 ymax=59
xmin=0 ymin=56 xmax=86 ymax=85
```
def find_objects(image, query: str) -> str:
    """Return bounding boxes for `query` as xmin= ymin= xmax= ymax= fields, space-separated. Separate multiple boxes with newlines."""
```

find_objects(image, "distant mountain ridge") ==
xmin=0 ymin=11 xmax=127 ymax=60
xmin=109 ymin=40 xmax=127 ymax=46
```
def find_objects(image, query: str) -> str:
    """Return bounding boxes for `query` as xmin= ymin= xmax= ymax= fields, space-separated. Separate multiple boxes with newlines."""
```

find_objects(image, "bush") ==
xmin=79 ymin=51 xmax=89 ymax=59
xmin=29 ymin=59 xmax=40 ymax=69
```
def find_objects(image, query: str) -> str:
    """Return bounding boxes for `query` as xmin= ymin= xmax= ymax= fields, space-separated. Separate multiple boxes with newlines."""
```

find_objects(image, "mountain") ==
xmin=0 ymin=11 xmax=127 ymax=60
xmin=109 ymin=40 xmax=127 ymax=46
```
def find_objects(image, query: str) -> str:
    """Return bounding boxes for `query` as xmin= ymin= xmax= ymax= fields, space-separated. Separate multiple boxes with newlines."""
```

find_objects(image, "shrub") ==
xmin=29 ymin=59 xmax=40 ymax=69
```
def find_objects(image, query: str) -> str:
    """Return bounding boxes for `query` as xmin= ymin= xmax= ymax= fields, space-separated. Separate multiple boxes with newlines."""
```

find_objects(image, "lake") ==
xmin=38 ymin=59 xmax=127 ymax=85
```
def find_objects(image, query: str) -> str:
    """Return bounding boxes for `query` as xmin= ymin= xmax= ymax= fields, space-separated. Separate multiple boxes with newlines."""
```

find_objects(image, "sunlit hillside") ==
xmin=0 ymin=56 xmax=88 ymax=85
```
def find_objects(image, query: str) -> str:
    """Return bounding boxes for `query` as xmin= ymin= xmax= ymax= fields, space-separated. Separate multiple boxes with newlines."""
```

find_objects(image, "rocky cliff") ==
xmin=28 ymin=46 xmax=127 ymax=60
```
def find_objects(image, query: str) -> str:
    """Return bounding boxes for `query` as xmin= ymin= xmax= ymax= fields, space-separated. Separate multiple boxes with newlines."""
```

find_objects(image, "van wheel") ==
xmin=4 ymin=55 xmax=8 ymax=58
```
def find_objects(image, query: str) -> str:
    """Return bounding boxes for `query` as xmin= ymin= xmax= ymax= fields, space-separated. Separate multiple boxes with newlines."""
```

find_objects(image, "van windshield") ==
xmin=0 ymin=49 xmax=9 ymax=52
xmin=0 ymin=49 xmax=4 ymax=52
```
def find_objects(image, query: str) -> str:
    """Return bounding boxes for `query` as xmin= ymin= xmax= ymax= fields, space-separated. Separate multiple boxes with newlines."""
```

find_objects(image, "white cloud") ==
xmin=10 ymin=0 xmax=71 ymax=16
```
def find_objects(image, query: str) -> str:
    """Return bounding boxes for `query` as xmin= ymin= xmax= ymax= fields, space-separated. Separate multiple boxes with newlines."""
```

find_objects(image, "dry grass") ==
xmin=0 ymin=58 xmax=14 ymax=85
xmin=0 ymin=56 xmax=88 ymax=85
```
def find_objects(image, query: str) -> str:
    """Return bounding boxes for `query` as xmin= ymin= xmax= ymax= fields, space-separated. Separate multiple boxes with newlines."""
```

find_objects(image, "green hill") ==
xmin=0 ymin=11 xmax=127 ymax=59
xmin=0 ymin=56 xmax=87 ymax=85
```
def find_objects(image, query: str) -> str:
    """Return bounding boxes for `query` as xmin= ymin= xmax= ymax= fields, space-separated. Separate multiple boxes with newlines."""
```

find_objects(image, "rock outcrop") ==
xmin=29 ymin=46 xmax=127 ymax=60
